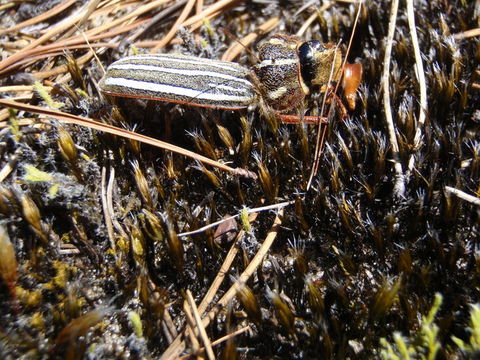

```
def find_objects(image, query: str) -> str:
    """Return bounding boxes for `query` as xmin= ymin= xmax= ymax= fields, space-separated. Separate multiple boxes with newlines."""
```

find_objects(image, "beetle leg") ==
xmin=277 ymin=114 xmax=329 ymax=124
xmin=326 ymin=90 xmax=349 ymax=120
xmin=342 ymin=63 xmax=363 ymax=110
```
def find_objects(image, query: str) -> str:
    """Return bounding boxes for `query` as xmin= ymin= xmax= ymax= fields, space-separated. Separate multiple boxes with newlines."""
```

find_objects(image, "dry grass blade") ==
xmin=444 ymin=186 xmax=480 ymax=206
xmin=382 ymin=0 xmax=405 ymax=197
xmin=222 ymin=17 xmax=280 ymax=62
xmin=406 ymin=0 xmax=428 ymax=174
xmin=196 ymin=0 xmax=204 ymax=14
xmin=160 ymin=211 xmax=283 ymax=360
xmin=0 ymin=85 xmax=52 ymax=93
xmin=1 ymin=1 xmax=477 ymax=358
xmin=55 ymin=308 xmax=110 ymax=347
xmin=177 ymin=326 xmax=250 ymax=360
xmin=182 ymin=300 xmax=201 ymax=355
xmin=186 ymin=290 xmax=215 ymax=360
xmin=62 ymin=0 xmax=102 ymax=39
xmin=18 ymin=0 xmax=94 ymax=52
xmin=453 ymin=27 xmax=480 ymax=40
xmin=89 ymin=0 xmax=171 ymax=37
xmin=181 ymin=0 xmax=243 ymax=28
xmin=150 ymin=0 xmax=196 ymax=52
xmin=306 ymin=39 xmax=342 ymax=190
xmin=35 ymin=51 xmax=97 ymax=80
xmin=295 ymin=2 xmax=333 ymax=37
xmin=105 ymin=167 xmax=128 ymax=240
xmin=0 ymin=0 xmax=168 ymax=75
xmin=197 ymin=212 xmax=259 ymax=315
xmin=100 ymin=167 xmax=116 ymax=253
xmin=0 ymin=3 xmax=14 ymax=11
xmin=127 ymin=1 xmax=188 ymax=43
xmin=0 ymin=155 xmax=17 ymax=182
xmin=0 ymin=99 xmax=256 ymax=178
xmin=0 ymin=0 xmax=77 ymax=35
xmin=179 ymin=201 xmax=290 ymax=238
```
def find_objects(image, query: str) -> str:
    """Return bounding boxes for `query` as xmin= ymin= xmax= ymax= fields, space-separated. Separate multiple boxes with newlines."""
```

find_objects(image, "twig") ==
xmin=406 ymin=0 xmax=428 ymax=174
xmin=445 ymin=186 xmax=480 ymax=206
xmin=186 ymin=290 xmax=215 ymax=360
xmin=382 ymin=0 xmax=405 ymax=197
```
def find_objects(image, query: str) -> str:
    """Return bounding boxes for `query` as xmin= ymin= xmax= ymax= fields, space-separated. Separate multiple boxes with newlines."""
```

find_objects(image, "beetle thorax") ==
xmin=252 ymin=34 xmax=343 ymax=113
xmin=252 ymin=34 xmax=307 ymax=112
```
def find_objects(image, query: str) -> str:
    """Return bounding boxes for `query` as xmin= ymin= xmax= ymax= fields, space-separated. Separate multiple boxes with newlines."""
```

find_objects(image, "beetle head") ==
xmin=298 ymin=41 xmax=343 ymax=90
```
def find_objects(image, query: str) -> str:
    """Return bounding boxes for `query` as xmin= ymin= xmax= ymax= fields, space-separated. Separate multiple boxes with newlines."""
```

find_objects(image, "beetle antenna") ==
xmin=220 ymin=26 xmax=261 ymax=62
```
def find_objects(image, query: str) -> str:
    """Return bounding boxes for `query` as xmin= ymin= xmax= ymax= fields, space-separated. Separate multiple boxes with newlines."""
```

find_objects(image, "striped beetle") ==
xmin=99 ymin=33 xmax=362 ymax=122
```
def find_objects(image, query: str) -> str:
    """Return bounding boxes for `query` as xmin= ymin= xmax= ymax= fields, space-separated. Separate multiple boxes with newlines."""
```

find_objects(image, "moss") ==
xmin=0 ymin=0 xmax=478 ymax=358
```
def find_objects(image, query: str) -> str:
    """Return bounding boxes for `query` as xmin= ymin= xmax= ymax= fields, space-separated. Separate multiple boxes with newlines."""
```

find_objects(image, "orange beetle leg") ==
xmin=278 ymin=114 xmax=329 ymax=125
xmin=343 ymin=63 xmax=363 ymax=110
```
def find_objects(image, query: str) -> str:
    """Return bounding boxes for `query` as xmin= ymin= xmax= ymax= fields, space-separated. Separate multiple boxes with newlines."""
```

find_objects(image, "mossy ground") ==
xmin=0 ymin=0 xmax=478 ymax=359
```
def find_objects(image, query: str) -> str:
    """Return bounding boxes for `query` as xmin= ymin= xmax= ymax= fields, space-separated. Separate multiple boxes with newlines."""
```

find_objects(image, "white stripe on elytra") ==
xmin=104 ymin=77 xmax=254 ymax=104
xmin=210 ymin=83 xmax=250 ymax=94
xmin=116 ymin=55 xmax=246 ymax=74
xmin=109 ymin=63 xmax=252 ymax=87
xmin=258 ymin=58 xmax=297 ymax=67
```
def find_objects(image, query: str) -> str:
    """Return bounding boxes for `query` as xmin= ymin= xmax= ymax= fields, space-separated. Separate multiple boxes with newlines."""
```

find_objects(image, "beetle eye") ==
xmin=298 ymin=41 xmax=325 ymax=87
xmin=298 ymin=42 xmax=314 ymax=62
xmin=299 ymin=41 xmax=324 ymax=59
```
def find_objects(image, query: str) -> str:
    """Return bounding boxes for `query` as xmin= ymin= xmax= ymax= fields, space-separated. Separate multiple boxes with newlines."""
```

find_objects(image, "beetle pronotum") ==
xmin=99 ymin=33 xmax=362 ymax=123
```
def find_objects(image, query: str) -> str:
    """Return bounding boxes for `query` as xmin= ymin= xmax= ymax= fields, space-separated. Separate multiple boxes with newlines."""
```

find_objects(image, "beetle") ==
xmin=99 ymin=33 xmax=362 ymax=123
